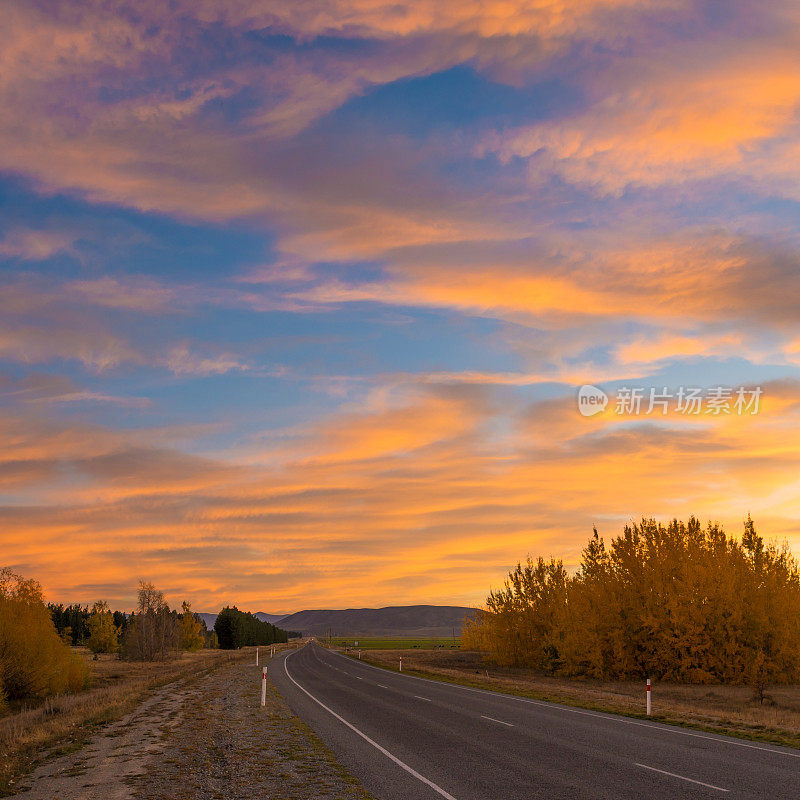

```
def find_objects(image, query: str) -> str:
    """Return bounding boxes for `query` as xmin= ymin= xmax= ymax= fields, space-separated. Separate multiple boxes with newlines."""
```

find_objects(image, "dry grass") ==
xmin=345 ymin=647 xmax=800 ymax=749
xmin=0 ymin=646 xmax=265 ymax=795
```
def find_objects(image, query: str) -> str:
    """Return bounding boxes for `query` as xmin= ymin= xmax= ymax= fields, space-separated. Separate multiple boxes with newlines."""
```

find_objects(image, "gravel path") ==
xmin=12 ymin=656 xmax=374 ymax=800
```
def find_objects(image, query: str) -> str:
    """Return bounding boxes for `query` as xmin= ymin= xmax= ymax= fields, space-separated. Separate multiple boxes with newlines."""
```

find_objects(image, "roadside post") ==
xmin=646 ymin=678 xmax=651 ymax=716
xmin=358 ymin=649 xmax=362 ymax=659
xmin=256 ymin=647 xmax=259 ymax=666
xmin=261 ymin=666 xmax=268 ymax=706
xmin=271 ymin=645 xmax=274 ymax=658
xmin=399 ymin=656 xmax=402 ymax=672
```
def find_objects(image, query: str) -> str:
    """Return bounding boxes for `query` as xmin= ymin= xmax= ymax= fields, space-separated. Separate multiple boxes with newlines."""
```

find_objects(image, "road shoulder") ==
xmin=9 ymin=655 xmax=375 ymax=800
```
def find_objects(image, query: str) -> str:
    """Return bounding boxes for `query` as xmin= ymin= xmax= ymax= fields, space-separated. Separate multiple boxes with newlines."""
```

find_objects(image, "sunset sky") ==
xmin=3 ymin=0 xmax=800 ymax=613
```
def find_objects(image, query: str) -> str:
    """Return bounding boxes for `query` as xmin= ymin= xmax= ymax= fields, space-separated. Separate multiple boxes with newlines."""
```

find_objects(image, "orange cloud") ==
xmin=4 ymin=378 xmax=800 ymax=611
xmin=616 ymin=333 xmax=744 ymax=364
xmin=491 ymin=42 xmax=800 ymax=194
xmin=3 ymin=0 xmax=800 ymax=617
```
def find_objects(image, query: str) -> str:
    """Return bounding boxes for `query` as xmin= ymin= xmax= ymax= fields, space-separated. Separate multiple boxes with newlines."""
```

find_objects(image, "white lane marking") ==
xmin=413 ymin=695 xmax=432 ymax=702
xmin=635 ymin=763 xmax=729 ymax=792
xmin=325 ymin=647 xmax=800 ymax=759
xmin=481 ymin=715 xmax=514 ymax=727
xmin=285 ymin=650 xmax=459 ymax=800
xmin=356 ymin=676 xmax=364 ymax=680
xmin=377 ymin=684 xmax=388 ymax=689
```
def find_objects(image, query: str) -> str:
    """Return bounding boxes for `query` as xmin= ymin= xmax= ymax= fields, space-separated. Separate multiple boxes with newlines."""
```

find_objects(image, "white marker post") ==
xmin=256 ymin=647 xmax=259 ymax=666
xmin=399 ymin=656 xmax=402 ymax=672
xmin=646 ymin=678 xmax=651 ymax=716
xmin=261 ymin=666 xmax=268 ymax=707
xmin=358 ymin=649 xmax=362 ymax=660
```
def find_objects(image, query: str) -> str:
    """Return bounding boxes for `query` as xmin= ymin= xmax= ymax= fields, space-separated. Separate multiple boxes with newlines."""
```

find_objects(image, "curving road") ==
xmin=269 ymin=642 xmax=799 ymax=799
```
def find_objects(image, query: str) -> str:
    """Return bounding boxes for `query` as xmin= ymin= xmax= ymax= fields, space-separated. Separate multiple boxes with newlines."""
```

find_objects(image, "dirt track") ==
xmin=12 ymin=658 xmax=373 ymax=800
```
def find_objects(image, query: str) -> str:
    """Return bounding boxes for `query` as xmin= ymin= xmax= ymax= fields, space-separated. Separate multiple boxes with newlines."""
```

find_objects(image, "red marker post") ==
xmin=261 ymin=666 xmax=268 ymax=707
xmin=646 ymin=678 xmax=651 ymax=716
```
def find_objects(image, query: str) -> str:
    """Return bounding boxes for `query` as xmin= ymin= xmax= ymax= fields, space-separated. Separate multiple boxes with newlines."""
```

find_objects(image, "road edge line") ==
xmin=635 ymin=762 xmax=729 ymax=792
xmin=323 ymin=645 xmax=800 ymax=759
xmin=284 ymin=647 xmax=459 ymax=800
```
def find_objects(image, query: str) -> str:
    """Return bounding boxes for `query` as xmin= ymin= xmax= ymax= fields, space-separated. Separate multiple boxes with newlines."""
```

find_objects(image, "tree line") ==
xmin=48 ymin=603 xmax=129 ymax=646
xmin=47 ymin=585 xmax=217 ymax=657
xmin=214 ymin=606 xmax=290 ymax=648
xmin=0 ymin=571 xmax=295 ymax=706
xmin=463 ymin=517 xmax=800 ymax=696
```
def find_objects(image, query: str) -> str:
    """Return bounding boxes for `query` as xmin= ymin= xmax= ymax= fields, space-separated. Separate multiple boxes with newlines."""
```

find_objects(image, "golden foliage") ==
xmin=0 ymin=568 xmax=89 ymax=703
xmin=87 ymin=601 xmax=120 ymax=654
xmin=466 ymin=517 xmax=800 ymax=688
xmin=180 ymin=601 xmax=205 ymax=651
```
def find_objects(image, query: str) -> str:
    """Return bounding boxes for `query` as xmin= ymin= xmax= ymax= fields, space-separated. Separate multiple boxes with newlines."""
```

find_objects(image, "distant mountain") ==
xmin=276 ymin=605 xmax=476 ymax=638
xmin=197 ymin=611 xmax=286 ymax=630
xmin=197 ymin=612 xmax=217 ymax=630
xmin=254 ymin=612 xmax=287 ymax=624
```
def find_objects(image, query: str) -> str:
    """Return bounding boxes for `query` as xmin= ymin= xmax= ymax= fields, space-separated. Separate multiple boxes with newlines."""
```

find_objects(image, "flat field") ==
xmin=328 ymin=637 xmax=460 ymax=650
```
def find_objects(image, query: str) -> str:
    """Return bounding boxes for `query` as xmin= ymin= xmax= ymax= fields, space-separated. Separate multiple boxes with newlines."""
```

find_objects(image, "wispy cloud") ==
xmin=3 ymin=377 xmax=800 ymax=609
xmin=2 ymin=0 xmax=800 ymax=611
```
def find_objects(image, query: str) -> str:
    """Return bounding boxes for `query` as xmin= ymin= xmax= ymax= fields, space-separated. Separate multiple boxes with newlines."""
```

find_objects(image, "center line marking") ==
xmin=285 ymin=650 xmax=458 ymax=800
xmin=324 ymin=646 xmax=800 ymax=760
xmin=635 ymin=763 xmax=729 ymax=792
xmin=377 ymin=684 xmax=388 ymax=688
xmin=481 ymin=715 xmax=514 ymax=727
xmin=413 ymin=695 xmax=432 ymax=702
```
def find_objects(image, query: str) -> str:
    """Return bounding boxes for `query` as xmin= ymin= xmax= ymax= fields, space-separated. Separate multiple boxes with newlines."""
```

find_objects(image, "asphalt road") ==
xmin=269 ymin=642 xmax=800 ymax=799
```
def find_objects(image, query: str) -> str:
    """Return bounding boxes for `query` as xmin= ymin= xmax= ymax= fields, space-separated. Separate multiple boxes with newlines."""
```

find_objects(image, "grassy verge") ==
xmin=335 ymin=646 xmax=800 ymax=751
xmin=0 ymin=645 xmax=277 ymax=795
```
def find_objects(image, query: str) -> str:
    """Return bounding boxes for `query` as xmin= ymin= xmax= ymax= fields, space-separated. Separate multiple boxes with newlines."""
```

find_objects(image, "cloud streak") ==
xmin=2 ymin=0 xmax=800 ymax=611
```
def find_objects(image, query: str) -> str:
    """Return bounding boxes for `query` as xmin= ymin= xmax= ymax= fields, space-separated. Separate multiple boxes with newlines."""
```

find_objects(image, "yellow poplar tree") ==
xmin=180 ymin=601 xmax=205 ymax=651
xmin=87 ymin=601 xmax=120 ymax=654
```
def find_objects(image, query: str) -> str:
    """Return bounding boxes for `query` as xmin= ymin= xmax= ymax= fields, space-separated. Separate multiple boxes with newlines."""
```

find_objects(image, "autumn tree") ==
xmin=0 ymin=568 xmax=88 ymax=705
xmin=86 ymin=601 xmax=120 ymax=654
xmin=466 ymin=517 xmax=800 ymax=692
xmin=180 ymin=601 xmax=205 ymax=651
xmin=121 ymin=581 xmax=180 ymax=661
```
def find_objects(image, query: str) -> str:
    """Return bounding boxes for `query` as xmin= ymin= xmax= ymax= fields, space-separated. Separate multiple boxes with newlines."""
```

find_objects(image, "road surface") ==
xmin=269 ymin=642 xmax=799 ymax=799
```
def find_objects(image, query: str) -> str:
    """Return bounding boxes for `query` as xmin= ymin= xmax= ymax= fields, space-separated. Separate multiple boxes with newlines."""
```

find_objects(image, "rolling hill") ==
xmin=275 ymin=605 xmax=476 ymax=638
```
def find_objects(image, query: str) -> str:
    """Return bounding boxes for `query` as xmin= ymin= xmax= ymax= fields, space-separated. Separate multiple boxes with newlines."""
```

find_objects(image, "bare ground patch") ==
xmin=6 ymin=655 xmax=374 ymax=800
xmin=134 ymin=659 xmax=374 ymax=800
xmin=1 ymin=648 xmax=247 ymax=795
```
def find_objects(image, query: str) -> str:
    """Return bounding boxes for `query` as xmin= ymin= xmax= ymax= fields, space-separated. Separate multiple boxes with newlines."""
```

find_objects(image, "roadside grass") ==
xmin=0 ymin=645 xmax=277 ymax=795
xmin=336 ymin=646 xmax=800 ymax=751
xmin=328 ymin=637 xmax=460 ymax=650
